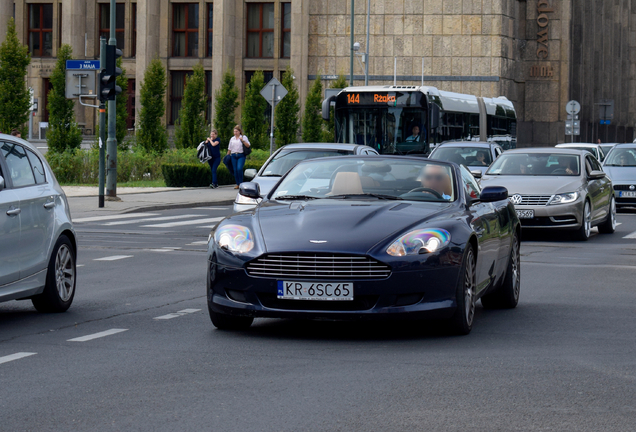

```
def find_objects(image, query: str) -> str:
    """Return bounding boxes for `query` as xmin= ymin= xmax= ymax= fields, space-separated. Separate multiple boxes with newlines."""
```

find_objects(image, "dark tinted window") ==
xmin=26 ymin=149 xmax=46 ymax=184
xmin=0 ymin=142 xmax=36 ymax=187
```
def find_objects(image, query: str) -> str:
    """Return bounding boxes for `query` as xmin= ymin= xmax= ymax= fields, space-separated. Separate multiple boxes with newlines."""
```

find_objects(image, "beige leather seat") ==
xmin=329 ymin=172 xmax=363 ymax=195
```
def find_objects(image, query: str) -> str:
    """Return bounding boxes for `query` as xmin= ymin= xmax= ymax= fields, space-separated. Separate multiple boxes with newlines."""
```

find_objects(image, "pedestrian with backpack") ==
xmin=205 ymin=129 xmax=221 ymax=188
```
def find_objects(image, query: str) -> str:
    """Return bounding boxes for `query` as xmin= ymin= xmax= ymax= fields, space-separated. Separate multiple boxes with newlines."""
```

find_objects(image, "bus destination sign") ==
xmin=346 ymin=93 xmax=398 ymax=105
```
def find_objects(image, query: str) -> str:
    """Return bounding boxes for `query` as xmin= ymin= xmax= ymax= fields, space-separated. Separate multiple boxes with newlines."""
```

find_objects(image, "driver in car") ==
xmin=406 ymin=125 xmax=421 ymax=142
xmin=557 ymin=156 xmax=577 ymax=175
xmin=418 ymin=165 xmax=452 ymax=200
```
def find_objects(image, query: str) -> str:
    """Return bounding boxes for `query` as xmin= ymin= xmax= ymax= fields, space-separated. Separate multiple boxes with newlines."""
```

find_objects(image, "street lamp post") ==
xmin=350 ymin=0 xmax=354 ymax=85
xmin=364 ymin=0 xmax=370 ymax=86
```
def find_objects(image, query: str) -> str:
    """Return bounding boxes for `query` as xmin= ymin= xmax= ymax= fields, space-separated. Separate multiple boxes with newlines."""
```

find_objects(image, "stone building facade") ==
xmin=0 ymin=0 xmax=634 ymax=145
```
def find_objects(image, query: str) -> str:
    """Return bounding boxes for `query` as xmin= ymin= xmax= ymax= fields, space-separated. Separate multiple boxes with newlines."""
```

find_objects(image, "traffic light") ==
xmin=99 ymin=44 xmax=122 ymax=102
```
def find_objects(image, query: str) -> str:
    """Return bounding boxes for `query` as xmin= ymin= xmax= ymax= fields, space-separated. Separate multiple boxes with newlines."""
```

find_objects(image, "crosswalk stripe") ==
xmin=0 ymin=352 xmax=37 ymax=365
xmin=94 ymin=255 xmax=133 ymax=261
xmin=73 ymin=213 xmax=159 ymax=223
xmin=154 ymin=309 xmax=201 ymax=320
xmin=623 ymin=230 xmax=636 ymax=239
xmin=188 ymin=240 xmax=209 ymax=245
xmin=103 ymin=214 xmax=205 ymax=226
xmin=142 ymin=217 xmax=224 ymax=228
xmin=67 ymin=328 xmax=128 ymax=342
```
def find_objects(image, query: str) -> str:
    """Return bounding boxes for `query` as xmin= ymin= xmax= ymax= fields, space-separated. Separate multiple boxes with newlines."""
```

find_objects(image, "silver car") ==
xmin=481 ymin=148 xmax=616 ymax=240
xmin=0 ymin=135 xmax=77 ymax=311
xmin=555 ymin=143 xmax=606 ymax=162
xmin=429 ymin=141 xmax=504 ymax=177
xmin=233 ymin=143 xmax=378 ymax=212
xmin=602 ymin=143 xmax=636 ymax=209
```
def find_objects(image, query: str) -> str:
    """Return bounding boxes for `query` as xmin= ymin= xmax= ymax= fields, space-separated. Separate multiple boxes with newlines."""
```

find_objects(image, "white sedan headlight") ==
xmin=235 ymin=193 xmax=261 ymax=205
xmin=548 ymin=192 xmax=579 ymax=205
xmin=214 ymin=225 xmax=255 ymax=253
xmin=387 ymin=229 xmax=451 ymax=257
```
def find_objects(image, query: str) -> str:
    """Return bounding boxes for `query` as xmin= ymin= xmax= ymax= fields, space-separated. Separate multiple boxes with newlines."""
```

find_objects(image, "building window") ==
xmin=127 ymin=79 xmax=136 ymax=130
xmin=99 ymin=3 xmax=125 ymax=53
xmin=206 ymin=3 xmax=213 ymax=57
xmin=281 ymin=2 xmax=291 ymax=58
xmin=28 ymin=4 xmax=53 ymax=57
xmin=173 ymin=4 xmax=199 ymax=57
xmin=246 ymin=3 xmax=274 ymax=58
xmin=131 ymin=3 xmax=137 ymax=57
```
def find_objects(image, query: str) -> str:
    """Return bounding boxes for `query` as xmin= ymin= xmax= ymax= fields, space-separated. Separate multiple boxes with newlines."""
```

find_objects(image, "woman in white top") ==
xmin=227 ymin=125 xmax=251 ymax=188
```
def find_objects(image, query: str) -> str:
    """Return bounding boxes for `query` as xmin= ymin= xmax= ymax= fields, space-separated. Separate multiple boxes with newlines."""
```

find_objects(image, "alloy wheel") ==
xmin=511 ymin=236 xmax=520 ymax=301
xmin=583 ymin=202 xmax=591 ymax=238
xmin=610 ymin=198 xmax=617 ymax=230
xmin=55 ymin=245 xmax=75 ymax=302
xmin=464 ymin=249 xmax=476 ymax=326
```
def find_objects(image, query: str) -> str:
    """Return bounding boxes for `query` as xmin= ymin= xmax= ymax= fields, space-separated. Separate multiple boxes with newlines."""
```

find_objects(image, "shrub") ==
xmin=241 ymin=70 xmax=268 ymax=149
xmin=275 ymin=66 xmax=300 ymax=147
xmin=0 ymin=18 xmax=30 ymax=137
xmin=214 ymin=69 xmax=239 ymax=144
xmin=174 ymin=64 xmax=208 ymax=149
xmin=161 ymin=161 xmax=264 ymax=187
xmin=137 ymin=57 xmax=168 ymax=153
xmin=302 ymin=75 xmax=323 ymax=142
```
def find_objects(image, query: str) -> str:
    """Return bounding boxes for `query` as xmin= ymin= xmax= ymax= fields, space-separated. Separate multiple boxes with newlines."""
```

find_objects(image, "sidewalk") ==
xmin=64 ymin=185 xmax=239 ymax=219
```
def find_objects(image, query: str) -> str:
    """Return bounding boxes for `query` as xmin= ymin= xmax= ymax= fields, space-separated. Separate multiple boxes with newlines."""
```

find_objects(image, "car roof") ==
xmin=609 ymin=143 xmax=636 ymax=148
xmin=555 ymin=143 xmax=599 ymax=148
xmin=502 ymin=147 xmax=589 ymax=156
xmin=279 ymin=143 xmax=366 ymax=151
xmin=434 ymin=141 xmax=494 ymax=148
xmin=0 ymin=133 xmax=43 ymax=156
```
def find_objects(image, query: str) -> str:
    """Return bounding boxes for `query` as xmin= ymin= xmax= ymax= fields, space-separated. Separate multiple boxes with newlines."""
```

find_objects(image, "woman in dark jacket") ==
xmin=205 ymin=129 xmax=221 ymax=188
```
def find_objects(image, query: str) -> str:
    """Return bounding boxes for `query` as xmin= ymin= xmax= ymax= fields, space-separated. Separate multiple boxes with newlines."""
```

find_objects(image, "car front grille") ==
xmin=614 ymin=184 xmax=636 ymax=191
xmin=246 ymin=253 xmax=392 ymax=279
xmin=517 ymin=195 xmax=552 ymax=206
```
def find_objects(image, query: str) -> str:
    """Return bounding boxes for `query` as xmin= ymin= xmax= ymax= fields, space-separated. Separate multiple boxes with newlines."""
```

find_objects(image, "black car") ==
xmin=206 ymin=156 xmax=521 ymax=335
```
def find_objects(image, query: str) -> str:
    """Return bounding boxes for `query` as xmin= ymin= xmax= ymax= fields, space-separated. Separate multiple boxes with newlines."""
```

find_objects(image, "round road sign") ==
xmin=566 ymin=100 xmax=581 ymax=115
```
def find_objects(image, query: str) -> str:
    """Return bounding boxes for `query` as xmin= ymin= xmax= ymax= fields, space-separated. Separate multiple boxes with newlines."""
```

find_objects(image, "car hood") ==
xmin=255 ymin=199 xmax=454 ymax=253
xmin=603 ymin=166 xmax=636 ymax=183
xmin=253 ymin=176 xmax=282 ymax=197
xmin=480 ymin=175 xmax=583 ymax=195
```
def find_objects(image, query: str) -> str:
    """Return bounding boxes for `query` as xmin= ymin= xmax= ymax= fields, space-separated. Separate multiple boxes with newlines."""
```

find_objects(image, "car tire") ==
xmin=575 ymin=200 xmax=592 ymax=241
xmin=31 ymin=235 xmax=76 ymax=313
xmin=481 ymin=233 xmax=520 ymax=309
xmin=449 ymin=244 xmax=476 ymax=335
xmin=598 ymin=196 xmax=616 ymax=234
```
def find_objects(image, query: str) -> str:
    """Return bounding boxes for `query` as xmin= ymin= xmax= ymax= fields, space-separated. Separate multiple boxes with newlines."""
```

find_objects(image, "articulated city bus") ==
xmin=322 ymin=85 xmax=517 ymax=155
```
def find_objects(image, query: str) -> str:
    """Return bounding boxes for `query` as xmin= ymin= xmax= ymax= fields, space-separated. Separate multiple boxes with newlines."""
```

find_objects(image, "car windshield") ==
xmin=432 ymin=146 xmax=493 ymax=167
xmin=260 ymin=149 xmax=352 ymax=177
xmin=487 ymin=153 xmax=581 ymax=176
xmin=271 ymin=158 xmax=456 ymax=202
xmin=605 ymin=148 xmax=636 ymax=167
xmin=560 ymin=146 xmax=599 ymax=159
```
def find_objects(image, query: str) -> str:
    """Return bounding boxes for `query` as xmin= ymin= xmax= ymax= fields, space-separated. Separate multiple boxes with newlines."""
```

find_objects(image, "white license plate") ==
xmin=619 ymin=191 xmax=636 ymax=198
xmin=277 ymin=281 xmax=353 ymax=301
xmin=516 ymin=209 xmax=535 ymax=219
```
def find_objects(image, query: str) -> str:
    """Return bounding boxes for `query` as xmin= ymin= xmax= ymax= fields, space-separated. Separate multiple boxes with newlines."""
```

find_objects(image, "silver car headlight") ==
xmin=214 ymin=224 xmax=255 ymax=253
xmin=387 ymin=229 xmax=451 ymax=257
xmin=235 ymin=193 xmax=261 ymax=205
xmin=548 ymin=192 xmax=579 ymax=205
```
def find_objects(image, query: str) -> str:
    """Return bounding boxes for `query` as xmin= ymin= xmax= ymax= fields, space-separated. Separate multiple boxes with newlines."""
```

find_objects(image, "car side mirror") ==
xmin=470 ymin=170 xmax=483 ymax=179
xmin=480 ymin=186 xmax=508 ymax=203
xmin=244 ymin=168 xmax=257 ymax=181
xmin=239 ymin=182 xmax=260 ymax=199
xmin=589 ymin=170 xmax=606 ymax=180
xmin=0 ymin=175 xmax=4 ymax=191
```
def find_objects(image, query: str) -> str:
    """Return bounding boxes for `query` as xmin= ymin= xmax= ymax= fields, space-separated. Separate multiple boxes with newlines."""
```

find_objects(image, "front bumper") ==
xmin=514 ymin=199 xmax=584 ymax=229
xmin=207 ymin=261 xmax=459 ymax=321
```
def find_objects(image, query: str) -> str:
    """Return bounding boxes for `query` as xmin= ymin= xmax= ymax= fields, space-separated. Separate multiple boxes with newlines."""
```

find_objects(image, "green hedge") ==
xmin=161 ymin=161 xmax=264 ymax=187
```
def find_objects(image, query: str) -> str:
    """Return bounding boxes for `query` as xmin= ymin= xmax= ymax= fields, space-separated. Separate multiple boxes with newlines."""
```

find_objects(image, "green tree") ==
xmin=214 ymin=69 xmax=239 ymax=145
xmin=46 ymin=44 xmax=82 ymax=153
xmin=321 ymin=74 xmax=347 ymax=142
xmin=275 ymin=67 xmax=299 ymax=147
xmin=241 ymin=70 xmax=268 ymax=149
xmin=0 ymin=18 xmax=31 ymax=136
xmin=103 ymin=57 xmax=129 ymax=151
xmin=137 ymin=57 xmax=167 ymax=153
xmin=302 ymin=75 xmax=323 ymax=142
xmin=175 ymin=64 xmax=208 ymax=149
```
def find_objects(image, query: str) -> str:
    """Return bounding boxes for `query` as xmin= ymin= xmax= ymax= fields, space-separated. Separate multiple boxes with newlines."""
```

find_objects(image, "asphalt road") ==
xmin=1 ymin=207 xmax=635 ymax=431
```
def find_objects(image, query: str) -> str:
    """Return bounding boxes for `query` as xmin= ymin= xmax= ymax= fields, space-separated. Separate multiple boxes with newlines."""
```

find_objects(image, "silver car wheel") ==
xmin=511 ymin=236 xmax=521 ymax=301
xmin=464 ymin=249 xmax=476 ymax=326
xmin=55 ymin=244 xmax=75 ymax=302
xmin=610 ymin=197 xmax=617 ymax=230
xmin=583 ymin=201 xmax=591 ymax=238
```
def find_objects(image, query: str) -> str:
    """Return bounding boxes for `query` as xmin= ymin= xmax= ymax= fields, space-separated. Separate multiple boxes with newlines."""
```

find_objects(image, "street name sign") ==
xmin=66 ymin=60 xmax=101 ymax=70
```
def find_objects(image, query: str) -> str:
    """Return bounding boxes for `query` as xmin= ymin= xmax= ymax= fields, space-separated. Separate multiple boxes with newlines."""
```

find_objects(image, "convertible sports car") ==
xmin=206 ymin=156 xmax=521 ymax=335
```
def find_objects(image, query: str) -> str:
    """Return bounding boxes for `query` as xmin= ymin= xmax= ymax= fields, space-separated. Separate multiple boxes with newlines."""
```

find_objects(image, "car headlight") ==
xmin=235 ymin=193 xmax=260 ymax=205
xmin=387 ymin=229 xmax=451 ymax=257
xmin=214 ymin=224 xmax=254 ymax=253
xmin=548 ymin=192 xmax=579 ymax=205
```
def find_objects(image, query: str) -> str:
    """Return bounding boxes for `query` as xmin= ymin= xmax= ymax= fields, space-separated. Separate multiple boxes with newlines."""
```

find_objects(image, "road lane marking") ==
xmin=623 ymin=230 xmax=636 ymax=239
xmin=145 ymin=247 xmax=182 ymax=252
xmin=67 ymin=328 xmax=128 ymax=342
xmin=73 ymin=213 xmax=159 ymax=223
xmin=103 ymin=214 xmax=204 ymax=226
xmin=524 ymin=262 xmax=636 ymax=270
xmin=195 ymin=207 xmax=230 ymax=210
xmin=154 ymin=309 xmax=201 ymax=320
xmin=188 ymin=241 xmax=209 ymax=245
xmin=94 ymin=255 xmax=133 ymax=261
xmin=142 ymin=217 xmax=224 ymax=228
xmin=0 ymin=352 xmax=37 ymax=365
xmin=77 ymin=264 xmax=85 ymax=267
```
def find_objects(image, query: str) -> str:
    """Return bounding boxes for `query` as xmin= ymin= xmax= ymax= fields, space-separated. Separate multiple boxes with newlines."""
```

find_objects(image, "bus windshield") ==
xmin=335 ymin=107 xmax=428 ymax=155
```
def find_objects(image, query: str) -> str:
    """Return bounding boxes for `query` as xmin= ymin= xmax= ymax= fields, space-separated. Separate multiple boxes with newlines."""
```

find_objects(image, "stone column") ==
xmin=210 ymin=0 xmax=236 ymax=122
xmin=134 ymin=0 xmax=161 ymax=126
xmin=290 ymin=0 xmax=309 ymax=113
xmin=0 ymin=0 xmax=14 ymax=45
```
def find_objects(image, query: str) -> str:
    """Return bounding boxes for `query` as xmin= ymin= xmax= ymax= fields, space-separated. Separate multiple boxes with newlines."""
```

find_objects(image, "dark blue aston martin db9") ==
xmin=206 ymin=156 xmax=521 ymax=335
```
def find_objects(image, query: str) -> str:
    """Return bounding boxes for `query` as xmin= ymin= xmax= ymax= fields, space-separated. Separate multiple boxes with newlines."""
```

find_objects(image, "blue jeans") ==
xmin=207 ymin=156 xmax=220 ymax=185
xmin=231 ymin=153 xmax=246 ymax=185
